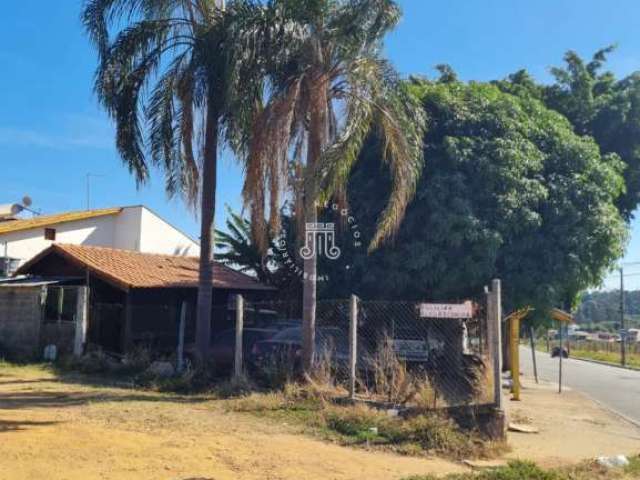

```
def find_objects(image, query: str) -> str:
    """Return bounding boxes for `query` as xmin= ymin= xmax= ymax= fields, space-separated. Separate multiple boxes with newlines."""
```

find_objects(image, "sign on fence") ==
xmin=419 ymin=301 xmax=473 ymax=319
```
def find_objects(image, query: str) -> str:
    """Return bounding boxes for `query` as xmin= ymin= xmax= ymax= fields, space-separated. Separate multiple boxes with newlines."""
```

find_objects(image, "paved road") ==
xmin=520 ymin=346 xmax=640 ymax=425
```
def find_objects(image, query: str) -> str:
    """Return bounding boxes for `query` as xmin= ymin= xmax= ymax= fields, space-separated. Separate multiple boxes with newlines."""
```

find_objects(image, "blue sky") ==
xmin=1 ymin=0 xmax=639 ymax=288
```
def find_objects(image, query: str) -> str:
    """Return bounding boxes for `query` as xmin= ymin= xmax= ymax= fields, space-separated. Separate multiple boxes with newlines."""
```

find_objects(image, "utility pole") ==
xmin=86 ymin=173 xmax=104 ymax=210
xmin=620 ymin=267 xmax=626 ymax=367
xmin=86 ymin=174 xmax=93 ymax=210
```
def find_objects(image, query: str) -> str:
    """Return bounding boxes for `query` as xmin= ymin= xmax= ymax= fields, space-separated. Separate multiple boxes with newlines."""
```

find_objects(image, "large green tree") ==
xmin=241 ymin=0 xmax=425 ymax=370
xmin=322 ymin=77 xmax=627 ymax=314
xmin=83 ymin=0 xmax=264 ymax=359
xmin=498 ymin=46 xmax=640 ymax=219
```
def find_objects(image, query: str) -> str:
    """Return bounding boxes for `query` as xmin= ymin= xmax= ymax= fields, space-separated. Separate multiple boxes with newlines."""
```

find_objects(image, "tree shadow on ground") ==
xmin=0 ymin=378 xmax=60 ymax=386
xmin=0 ymin=388 xmax=212 ymax=410
xmin=0 ymin=419 xmax=60 ymax=432
xmin=0 ymin=366 xmax=216 ymax=411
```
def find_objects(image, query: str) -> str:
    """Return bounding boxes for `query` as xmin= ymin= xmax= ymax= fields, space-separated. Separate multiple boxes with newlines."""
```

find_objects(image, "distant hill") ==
xmin=575 ymin=290 xmax=640 ymax=325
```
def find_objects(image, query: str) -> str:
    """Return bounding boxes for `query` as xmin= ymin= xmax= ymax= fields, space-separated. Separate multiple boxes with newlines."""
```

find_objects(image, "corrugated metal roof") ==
xmin=17 ymin=244 xmax=274 ymax=291
xmin=0 ymin=208 xmax=122 ymax=235
xmin=0 ymin=278 xmax=74 ymax=287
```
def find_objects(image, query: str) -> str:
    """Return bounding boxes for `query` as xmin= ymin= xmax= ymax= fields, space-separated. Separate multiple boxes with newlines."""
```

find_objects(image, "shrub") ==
xmin=135 ymin=362 xmax=217 ymax=393
xmin=227 ymin=392 xmax=289 ymax=412
xmin=255 ymin=351 xmax=298 ymax=389
xmin=323 ymin=404 xmax=385 ymax=437
xmin=400 ymin=415 xmax=474 ymax=457
xmin=367 ymin=336 xmax=421 ymax=405
xmin=61 ymin=350 xmax=118 ymax=374
xmin=120 ymin=347 xmax=152 ymax=374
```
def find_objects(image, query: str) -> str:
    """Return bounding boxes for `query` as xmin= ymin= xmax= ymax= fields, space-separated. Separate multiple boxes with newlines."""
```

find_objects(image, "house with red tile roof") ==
xmin=0 ymin=243 xmax=275 ymax=359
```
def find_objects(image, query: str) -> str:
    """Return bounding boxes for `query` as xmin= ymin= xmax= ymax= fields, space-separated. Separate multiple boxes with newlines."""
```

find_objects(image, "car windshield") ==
xmin=269 ymin=327 xmax=347 ymax=350
xmin=270 ymin=327 xmax=302 ymax=342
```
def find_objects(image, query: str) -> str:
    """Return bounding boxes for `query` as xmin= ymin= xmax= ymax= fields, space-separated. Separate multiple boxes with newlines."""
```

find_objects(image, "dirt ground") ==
xmin=505 ymin=376 xmax=640 ymax=468
xmin=0 ymin=365 xmax=463 ymax=480
xmin=1 ymin=366 xmax=639 ymax=480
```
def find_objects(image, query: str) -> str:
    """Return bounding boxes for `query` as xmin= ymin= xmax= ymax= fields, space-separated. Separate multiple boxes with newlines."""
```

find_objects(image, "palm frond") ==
xmin=316 ymin=55 xmax=426 ymax=250
xmin=242 ymin=79 xmax=302 ymax=251
xmin=368 ymin=78 xmax=425 ymax=250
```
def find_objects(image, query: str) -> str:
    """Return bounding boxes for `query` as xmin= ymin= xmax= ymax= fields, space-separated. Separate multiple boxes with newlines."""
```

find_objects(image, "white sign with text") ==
xmin=419 ymin=301 xmax=473 ymax=319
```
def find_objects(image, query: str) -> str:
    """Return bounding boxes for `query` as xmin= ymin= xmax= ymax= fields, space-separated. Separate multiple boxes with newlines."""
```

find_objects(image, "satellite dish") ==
xmin=22 ymin=196 xmax=32 ymax=207
xmin=0 ymin=204 xmax=23 ymax=218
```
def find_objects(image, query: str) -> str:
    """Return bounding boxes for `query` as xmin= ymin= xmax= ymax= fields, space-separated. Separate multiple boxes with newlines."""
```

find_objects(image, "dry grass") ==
xmin=368 ymin=337 xmax=421 ymax=405
xmin=570 ymin=349 xmax=640 ymax=369
xmin=225 ymin=381 xmax=504 ymax=461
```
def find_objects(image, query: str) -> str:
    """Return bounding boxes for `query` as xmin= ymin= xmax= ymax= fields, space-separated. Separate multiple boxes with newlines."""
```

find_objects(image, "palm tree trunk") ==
xmin=302 ymin=73 xmax=329 ymax=373
xmin=195 ymin=98 xmax=219 ymax=361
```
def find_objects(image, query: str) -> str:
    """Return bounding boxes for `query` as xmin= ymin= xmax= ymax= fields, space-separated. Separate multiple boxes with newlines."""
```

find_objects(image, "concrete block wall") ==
xmin=0 ymin=287 xmax=43 ymax=360
xmin=40 ymin=322 xmax=76 ymax=356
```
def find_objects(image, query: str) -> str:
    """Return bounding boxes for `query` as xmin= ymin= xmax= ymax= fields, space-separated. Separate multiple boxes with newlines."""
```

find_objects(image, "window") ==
xmin=44 ymin=228 xmax=56 ymax=241
xmin=44 ymin=287 xmax=79 ymax=323
xmin=0 ymin=257 xmax=20 ymax=277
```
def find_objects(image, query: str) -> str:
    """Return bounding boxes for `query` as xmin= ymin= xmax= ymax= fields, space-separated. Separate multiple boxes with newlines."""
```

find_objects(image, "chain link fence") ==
xmin=239 ymin=294 xmax=495 ymax=409
xmin=85 ymin=288 xmax=499 ymax=411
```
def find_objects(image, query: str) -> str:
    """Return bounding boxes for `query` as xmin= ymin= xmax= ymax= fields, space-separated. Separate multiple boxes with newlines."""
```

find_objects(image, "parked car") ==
xmin=249 ymin=326 xmax=356 ymax=373
xmin=390 ymin=336 xmax=431 ymax=364
xmin=210 ymin=328 xmax=281 ymax=371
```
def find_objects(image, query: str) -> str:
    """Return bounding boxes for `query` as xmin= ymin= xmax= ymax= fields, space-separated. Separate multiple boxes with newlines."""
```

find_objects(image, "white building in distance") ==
xmin=0 ymin=205 xmax=199 ymax=276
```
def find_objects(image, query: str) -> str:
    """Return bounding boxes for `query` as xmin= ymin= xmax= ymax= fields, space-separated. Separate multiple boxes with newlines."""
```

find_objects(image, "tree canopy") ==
xmin=321 ymin=78 xmax=627 ymax=313
xmin=240 ymin=0 xmax=425 ymax=252
xmin=497 ymin=46 xmax=640 ymax=219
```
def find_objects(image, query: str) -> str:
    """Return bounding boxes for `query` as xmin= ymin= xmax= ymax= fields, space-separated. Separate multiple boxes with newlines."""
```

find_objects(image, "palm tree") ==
xmin=82 ymin=0 xmax=264 ymax=360
xmin=242 ymin=0 xmax=426 ymax=371
xmin=215 ymin=206 xmax=272 ymax=284
xmin=215 ymin=206 xmax=303 ymax=299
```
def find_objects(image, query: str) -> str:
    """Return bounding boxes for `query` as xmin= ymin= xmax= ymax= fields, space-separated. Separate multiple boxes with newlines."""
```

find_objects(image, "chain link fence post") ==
xmin=349 ymin=294 xmax=358 ymax=400
xmin=487 ymin=279 xmax=503 ymax=411
xmin=234 ymin=294 xmax=244 ymax=380
xmin=176 ymin=300 xmax=187 ymax=373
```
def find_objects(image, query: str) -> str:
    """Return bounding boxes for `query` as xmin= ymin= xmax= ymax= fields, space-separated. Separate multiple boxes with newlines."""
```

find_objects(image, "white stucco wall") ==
xmin=138 ymin=207 xmax=200 ymax=256
xmin=0 ymin=214 xmax=118 ymax=266
xmin=113 ymin=206 xmax=142 ymax=251
xmin=0 ymin=205 xmax=200 ymax=267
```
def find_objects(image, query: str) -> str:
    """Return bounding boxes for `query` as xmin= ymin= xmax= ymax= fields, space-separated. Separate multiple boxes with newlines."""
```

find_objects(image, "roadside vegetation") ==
xmin=403 ymin=457 xmax=640 ymax=480
xmin=224 ymin=382 xmax=506 ymax=461
xmin=532 ymin=340 xmax=640 ymax=370
xmin=562 ymin=348 xmax=640 ymax=370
